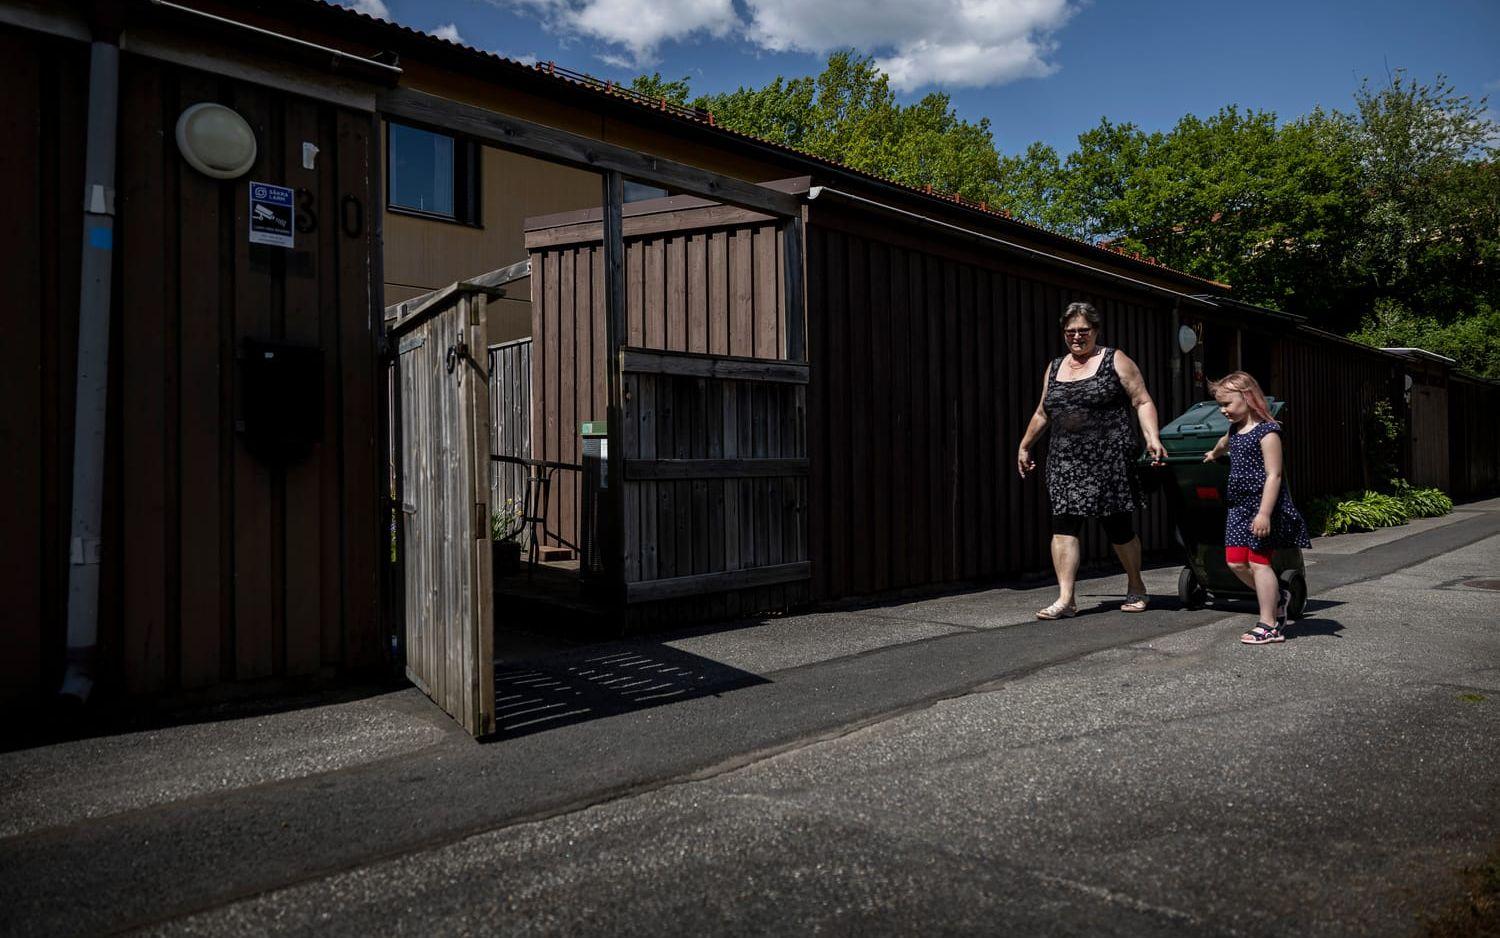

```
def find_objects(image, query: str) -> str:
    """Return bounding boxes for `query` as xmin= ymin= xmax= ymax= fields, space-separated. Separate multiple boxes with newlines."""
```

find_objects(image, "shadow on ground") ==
xmin=488 ymin=643 xmax=769 ymax=741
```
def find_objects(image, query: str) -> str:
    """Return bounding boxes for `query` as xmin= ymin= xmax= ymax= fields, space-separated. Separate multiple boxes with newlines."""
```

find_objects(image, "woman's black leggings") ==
xmin=1051 ymin=512 xmax=1136 ymax=545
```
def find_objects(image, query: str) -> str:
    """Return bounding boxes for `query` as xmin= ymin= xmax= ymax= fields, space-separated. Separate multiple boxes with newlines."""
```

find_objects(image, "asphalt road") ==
xmin=2 ymin=502 xmax=1497 ymax=936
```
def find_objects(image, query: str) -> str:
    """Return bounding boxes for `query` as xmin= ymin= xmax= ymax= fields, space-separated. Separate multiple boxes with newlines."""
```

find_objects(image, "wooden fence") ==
xmin=620 ymin=347 xmax=809 ymax=620
xmin=1268 ymin=332 xmax=1402 ymax=498
xmin=488 ymin=338 xmax=532 ymax=538
xmin=802 ymin=214 xmax=1182 ymax=602
xmin=1450 ymin=375 xmax=1500 ymax=497
xmin=525 ymin=198 xmax=791 ymax=558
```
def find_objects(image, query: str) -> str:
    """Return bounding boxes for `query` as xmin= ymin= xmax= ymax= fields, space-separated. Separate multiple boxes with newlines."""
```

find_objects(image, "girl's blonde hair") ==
xmin=1210 ymin=371 xmax=1274 ymax=425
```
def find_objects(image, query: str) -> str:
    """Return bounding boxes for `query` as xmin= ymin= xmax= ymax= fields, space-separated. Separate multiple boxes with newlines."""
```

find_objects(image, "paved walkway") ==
xmin=2 ymin=498 xmax=1497 ymax=935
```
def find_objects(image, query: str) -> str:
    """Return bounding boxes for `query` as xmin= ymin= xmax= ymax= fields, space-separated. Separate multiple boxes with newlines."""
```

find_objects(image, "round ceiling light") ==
xmin=175 ymin=103 xmax=258 ymax=179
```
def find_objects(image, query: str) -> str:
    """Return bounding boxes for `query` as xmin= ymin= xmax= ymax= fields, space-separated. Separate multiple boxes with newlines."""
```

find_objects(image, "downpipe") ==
xmin=59 ymin=37 xmax=121 ymax=704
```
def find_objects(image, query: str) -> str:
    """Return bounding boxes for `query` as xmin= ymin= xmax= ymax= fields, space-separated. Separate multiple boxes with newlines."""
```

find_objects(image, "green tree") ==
xmin=629 ymin=72 xmax=693 ymax=106
xmin=639 ymin=52 xmax=1005 ymax=203
xmin=1346 ymin=71 xmax=1500 ymax=317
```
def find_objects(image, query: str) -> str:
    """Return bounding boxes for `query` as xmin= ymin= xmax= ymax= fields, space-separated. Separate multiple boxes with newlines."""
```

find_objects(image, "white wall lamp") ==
xmin=175 ymin=102 xmax=257 ymax=179
xmin=1177 ymin=323 xmax=1200 ymax=355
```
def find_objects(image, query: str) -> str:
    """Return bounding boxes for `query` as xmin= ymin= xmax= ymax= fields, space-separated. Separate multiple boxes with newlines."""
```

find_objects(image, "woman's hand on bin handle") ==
xmin=1144 ymin=438 xmax=1166 ymax=467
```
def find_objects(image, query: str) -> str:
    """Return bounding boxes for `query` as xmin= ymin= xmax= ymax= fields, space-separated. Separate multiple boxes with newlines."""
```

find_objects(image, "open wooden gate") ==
xmin=389 ymin=284 xmax=497 ymax=736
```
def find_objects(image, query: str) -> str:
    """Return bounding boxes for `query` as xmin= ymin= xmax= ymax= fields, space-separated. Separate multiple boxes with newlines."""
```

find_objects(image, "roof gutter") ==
xmin=806 ymin=186 xmax=1220 ymax=310
xmin=144 ymin=0 xmax=402 ymax=84
xmin=1382 ymin=347 xmax=1458 ymax=366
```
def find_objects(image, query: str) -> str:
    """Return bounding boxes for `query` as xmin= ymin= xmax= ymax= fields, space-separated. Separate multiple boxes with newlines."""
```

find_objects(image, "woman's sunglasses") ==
xmin=1063 ymin=328 xmax=1094 ymax=337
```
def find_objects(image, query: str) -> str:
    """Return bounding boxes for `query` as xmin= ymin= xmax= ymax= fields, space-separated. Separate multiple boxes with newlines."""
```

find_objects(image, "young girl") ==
xmin=1203 ymin=372 xmax=1312 ymax=644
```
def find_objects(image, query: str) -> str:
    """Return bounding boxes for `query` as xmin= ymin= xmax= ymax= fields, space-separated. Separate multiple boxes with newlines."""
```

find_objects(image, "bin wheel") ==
xmin=1178 ymin=566 xmax=1206 ymax=609
xmin=1279 ymin=569 xmax=1308 ymax=620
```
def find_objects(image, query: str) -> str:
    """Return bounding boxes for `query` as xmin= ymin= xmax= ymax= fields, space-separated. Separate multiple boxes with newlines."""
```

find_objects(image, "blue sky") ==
xmin=344 ymin=0 xmax=1499 ymax=156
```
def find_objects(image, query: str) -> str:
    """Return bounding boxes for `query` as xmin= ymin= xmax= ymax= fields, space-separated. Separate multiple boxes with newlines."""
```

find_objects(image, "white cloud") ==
xmin=492 ymin=0 xmax=1075 ymax=85
xmin=496 ymin=0 xmax=736 ymax=66
xmin=745 ymin=0 xmax=1075 ymax=89
xmin=339 ymin=0 xmax=390 ymax=20
xmin=430 ymin=22 xmax=465 ymax=43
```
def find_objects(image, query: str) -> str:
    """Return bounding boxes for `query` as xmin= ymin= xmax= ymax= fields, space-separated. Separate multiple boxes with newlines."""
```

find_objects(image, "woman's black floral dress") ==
xmin=1043 ymin=348 xmax=1143 ymax=517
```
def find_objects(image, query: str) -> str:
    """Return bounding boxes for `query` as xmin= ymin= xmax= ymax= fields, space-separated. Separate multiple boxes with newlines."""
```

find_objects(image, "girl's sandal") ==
xmin=1240 ymin=623 xmax=1284 ymax=645
xmin=1036 ymin=601 xmax=1077 ymax=620
xmin=1120 ymin=593 xmax=1148 ymax=613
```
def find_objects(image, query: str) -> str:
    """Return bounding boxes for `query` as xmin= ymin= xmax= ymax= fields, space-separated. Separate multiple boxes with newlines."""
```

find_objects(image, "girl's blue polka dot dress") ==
xmin=1225 ymin=421 xmax=1312 ymax=551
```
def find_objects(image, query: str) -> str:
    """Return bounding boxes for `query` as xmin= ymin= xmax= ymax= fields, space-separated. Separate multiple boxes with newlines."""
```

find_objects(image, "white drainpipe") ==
xmin=59 ymin=38 xmax=121 ymax=703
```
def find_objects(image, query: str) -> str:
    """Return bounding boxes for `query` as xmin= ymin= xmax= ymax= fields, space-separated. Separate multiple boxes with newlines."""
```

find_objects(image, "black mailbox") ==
xmin=239 ymin=340 xmax=323 ymax=461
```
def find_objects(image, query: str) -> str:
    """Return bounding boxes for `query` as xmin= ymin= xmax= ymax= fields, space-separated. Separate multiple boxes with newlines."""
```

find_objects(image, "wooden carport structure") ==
xmin=375 ymin=90 xmax=808 ymax=734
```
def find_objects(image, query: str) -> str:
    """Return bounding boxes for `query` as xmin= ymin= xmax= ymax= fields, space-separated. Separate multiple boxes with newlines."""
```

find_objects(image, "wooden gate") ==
xmin=1410 ymin=380 xmax=1450 ymax=490
xmin=619 ymin=348 xmax=810 ymax=613
xmin=389 ymin=286 xmax=496 ymax=736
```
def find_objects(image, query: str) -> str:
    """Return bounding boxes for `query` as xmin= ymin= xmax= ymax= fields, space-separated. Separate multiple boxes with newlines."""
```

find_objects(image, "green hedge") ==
xmin=1304 ymin=481 xmax=1454 ymax=536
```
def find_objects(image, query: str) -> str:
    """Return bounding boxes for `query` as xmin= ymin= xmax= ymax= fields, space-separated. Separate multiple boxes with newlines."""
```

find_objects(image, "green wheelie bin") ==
xmin=1147 ymin=398 xmax=1308 ymax=618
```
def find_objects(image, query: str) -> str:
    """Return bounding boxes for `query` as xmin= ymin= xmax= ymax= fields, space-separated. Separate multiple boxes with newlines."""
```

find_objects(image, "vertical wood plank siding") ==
xmin=396 ymin=295 xmax=495 ymax=736
xmin=1267 ymin=335 xmax=1402 ymax=498
xmin=0 ymin=27 xmax=87 ymax=701
xmin=527 ymin=214 xmax=786 ymax=554
xmin=804 ymin=210 xmax=1178 ymax=601
xmin=487 ymin=339 xmax=532 ymax=537
xmin=1 ymin=42 xmax=385 ymax=705
xmin=1448 ymin=376 xmax=1500 ymax=497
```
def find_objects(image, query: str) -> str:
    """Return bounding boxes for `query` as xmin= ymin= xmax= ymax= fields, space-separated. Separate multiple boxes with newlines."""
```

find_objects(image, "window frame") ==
xmin=385 ymin=120 xmax=482 ymax=227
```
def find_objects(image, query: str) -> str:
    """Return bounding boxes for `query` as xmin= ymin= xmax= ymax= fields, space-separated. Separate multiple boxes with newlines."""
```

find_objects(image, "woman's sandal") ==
xmin=1240 ymin=623 xmax=1285 ymax=645
xmin=1120 ymin=593 xmax=1148 ymax=613
xmin=1036 ymin=601 xmax=1077 ymax=620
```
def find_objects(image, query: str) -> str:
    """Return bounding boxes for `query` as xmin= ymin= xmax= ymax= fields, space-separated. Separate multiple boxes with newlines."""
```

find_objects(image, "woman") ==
xmin=1017 ymin=301 xmax=1166 ymax=619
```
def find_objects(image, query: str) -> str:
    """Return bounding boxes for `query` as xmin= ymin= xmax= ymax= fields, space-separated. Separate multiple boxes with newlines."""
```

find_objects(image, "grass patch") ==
xmin=1460 ymin=693 xmax=1487 ymax=704
xmin=1425 ymin=846 xmax=1500 ymax=937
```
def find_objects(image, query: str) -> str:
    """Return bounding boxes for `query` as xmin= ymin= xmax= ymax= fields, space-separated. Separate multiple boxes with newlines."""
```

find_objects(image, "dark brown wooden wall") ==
xmin=527 ymin=211 xmax=786 ymax=554
xmin=1 ymin=39 xmax=386 ymax=704
xmin=0 ymin=27 xmax=88 ymax=702
xmin=1449 ymin=376 xmax=1500 ymax=497
xmin=1266 ymin=335 xmax=1402 ymax=498
xmin=804 ymin=209 xmax=1180 ymax=603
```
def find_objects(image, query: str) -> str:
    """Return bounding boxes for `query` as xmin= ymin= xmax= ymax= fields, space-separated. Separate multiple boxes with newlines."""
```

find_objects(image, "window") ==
xmin=387 ymin=122 xmax=480 ymax=224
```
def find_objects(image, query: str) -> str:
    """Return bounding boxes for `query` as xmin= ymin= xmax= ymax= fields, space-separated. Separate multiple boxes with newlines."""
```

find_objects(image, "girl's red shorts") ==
xmin=1225 ymin=545 xmax=1274 ymax=566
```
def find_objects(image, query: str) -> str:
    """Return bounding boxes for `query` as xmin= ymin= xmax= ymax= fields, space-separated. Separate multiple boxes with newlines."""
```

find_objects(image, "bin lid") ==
xmin=1154 ymin=398 xmax=1285 ymax=459
xmin=580 ymin=420 xmax=608 ymax=437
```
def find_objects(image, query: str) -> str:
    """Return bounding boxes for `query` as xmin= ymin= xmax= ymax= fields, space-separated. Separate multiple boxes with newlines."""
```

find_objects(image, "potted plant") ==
xmin=491 ymin=499 xmax=523 ymax=577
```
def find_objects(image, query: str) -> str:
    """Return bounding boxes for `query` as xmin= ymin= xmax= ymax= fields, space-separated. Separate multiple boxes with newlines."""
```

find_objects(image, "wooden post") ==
xmin=783 ymin=212 xmax=806 ymax=362
xmin=603 ymin=171 xmax=628 ymax=606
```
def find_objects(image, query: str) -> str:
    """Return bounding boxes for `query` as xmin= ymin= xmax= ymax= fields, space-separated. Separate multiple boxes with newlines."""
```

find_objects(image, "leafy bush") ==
xmin=1351 ymin=299 xmax=1500 ymax=380
xmin=1361 ymin=398 xmax=1405 ymax=491
xmin=491 ymin=498 xmax=522 ymax=542
xmin=1391 ymin=479 xmax=1454 ymax=518
xmin=1305 ymin=480 xmax=1453 ymax=535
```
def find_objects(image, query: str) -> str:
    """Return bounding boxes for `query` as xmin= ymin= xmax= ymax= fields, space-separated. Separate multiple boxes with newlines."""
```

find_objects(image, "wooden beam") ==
xmin=386 ymin=280 xmax=507 ymax=340
xmin=523 ymin=205 xmax=777 ymax=251
xmin=378 ymin=88 xmax=801 ymax=219
xmin=626 ymin=561 xmax=811 ymax=603
xmin=624 ymin=458 xmax=809 ymax=481
xmin=783 ymin=214 xmax=806 ymax=362
xmin=603 ymin=171 xmax=627 ymax=603
xmin=620 ymin=348 xmax=809 ymax=384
